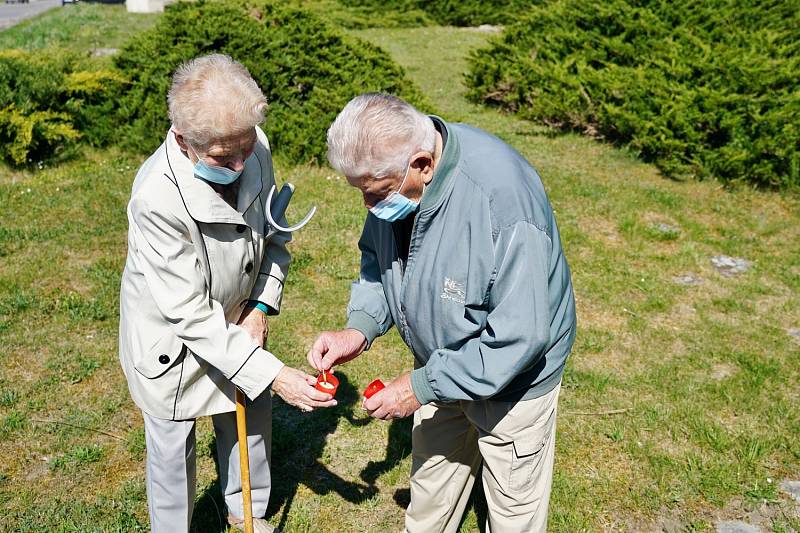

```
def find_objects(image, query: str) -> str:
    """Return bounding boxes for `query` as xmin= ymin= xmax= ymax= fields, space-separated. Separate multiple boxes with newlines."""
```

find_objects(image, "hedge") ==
xmin=466 ymin=0 xmax=800 ymax=188
xmin=0 ymin=50 xmax=125 ymax=166
xmin=113 ymin=0 xmax=430 ymax=164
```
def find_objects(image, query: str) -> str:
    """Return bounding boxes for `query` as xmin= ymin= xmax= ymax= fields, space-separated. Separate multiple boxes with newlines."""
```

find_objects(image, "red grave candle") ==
xmin=315 ymin=372 xmax=339 ymax=397
xmin=363 ymin=379 xmax=385 ymax=399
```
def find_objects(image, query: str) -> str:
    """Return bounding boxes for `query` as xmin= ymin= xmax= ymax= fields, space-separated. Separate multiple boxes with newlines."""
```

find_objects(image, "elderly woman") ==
xmin=119 ymin=54 xmax=334 ymax=533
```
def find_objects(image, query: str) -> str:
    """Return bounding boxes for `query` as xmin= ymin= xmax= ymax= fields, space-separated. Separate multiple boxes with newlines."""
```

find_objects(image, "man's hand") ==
xmin=363 ymin=372 xmax=421 ymax=420
xmin=307 ymin=328 xmax=367 ymax=372
xmin=238 ymin=305 xmax=269 ymax=347
xmin=271 ymin=366 xmax=337 ymax=412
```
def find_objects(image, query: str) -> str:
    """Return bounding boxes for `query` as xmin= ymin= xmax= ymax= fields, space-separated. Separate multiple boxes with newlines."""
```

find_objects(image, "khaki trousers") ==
xmin=405 ymin=383 xmax=560 ymax=533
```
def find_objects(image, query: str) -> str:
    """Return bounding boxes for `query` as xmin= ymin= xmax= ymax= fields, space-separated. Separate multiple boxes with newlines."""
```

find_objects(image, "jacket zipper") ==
xmin=396 ymin=214 xmax=422 ymax=348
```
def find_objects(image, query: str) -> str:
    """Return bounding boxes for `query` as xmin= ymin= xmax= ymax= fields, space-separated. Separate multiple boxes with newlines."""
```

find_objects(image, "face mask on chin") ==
xmin=369 ymin=164 xmax=419 ymax=222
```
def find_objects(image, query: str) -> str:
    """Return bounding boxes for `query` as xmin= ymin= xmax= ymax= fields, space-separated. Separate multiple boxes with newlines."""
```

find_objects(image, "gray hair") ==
xmin=327 ymin=93 xmax=436 ymax=179
xmin=168 ymin=53 xmax=267 ymax=151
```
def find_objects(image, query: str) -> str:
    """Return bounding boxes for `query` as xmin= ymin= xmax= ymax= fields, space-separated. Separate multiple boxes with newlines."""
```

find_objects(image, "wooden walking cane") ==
xmin=235 ymin=387 xmax=254 ymax=533
xmin=233 ymin=183 xmax=315 ymax=533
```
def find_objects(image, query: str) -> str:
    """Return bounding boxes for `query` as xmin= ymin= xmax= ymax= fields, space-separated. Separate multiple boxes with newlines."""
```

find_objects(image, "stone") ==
xmin=660 ymin=518 xmax=683 ymax=533
xmin=715 ymin=521 xmax=760 ymax=533
xmin=711 ymin=255 xmax=752 ymax=277
xmin=787 ymin=329 xmax=800 ymax=344
xmin=653 ymin=222 xmax=681 ymax=235
xmin=673 ymin=274 xmax=703 ymax=285
xmin=126 ymin=0 xmax=164 ymax=13
xmin=91 ymin=48 xmax=119 ymax=57
xmin=474 ymin=24 xmax=502 ymax=33
xmin=780 ymin=480 xmax=800 ymax=502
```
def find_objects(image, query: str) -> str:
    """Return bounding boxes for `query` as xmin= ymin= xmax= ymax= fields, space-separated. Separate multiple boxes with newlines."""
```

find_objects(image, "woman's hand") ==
xmin=238 ymin=305 xmax=269 ymax=347
xmin=271 ymin=366 xmax=337 ymax=412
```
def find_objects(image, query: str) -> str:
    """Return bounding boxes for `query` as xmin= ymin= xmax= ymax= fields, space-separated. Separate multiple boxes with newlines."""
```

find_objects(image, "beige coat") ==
xmin=119 ymin=127 xmax=291 ymax=420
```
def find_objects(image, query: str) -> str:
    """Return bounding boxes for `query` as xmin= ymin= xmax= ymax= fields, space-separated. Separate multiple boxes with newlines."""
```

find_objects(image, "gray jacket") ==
xmin=346 ymin=119 xmax=576 ymax=404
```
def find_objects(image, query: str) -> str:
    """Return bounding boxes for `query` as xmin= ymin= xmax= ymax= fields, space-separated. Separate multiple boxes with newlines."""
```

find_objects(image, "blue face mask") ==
xmin=369 ymin=165 xmax=419 ymax=222
xmin=191 ymin=149 xmax=248 ymax=185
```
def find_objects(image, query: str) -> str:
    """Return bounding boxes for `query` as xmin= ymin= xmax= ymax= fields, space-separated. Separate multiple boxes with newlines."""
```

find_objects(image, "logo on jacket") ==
xmin=440 ymin=277 xmax=466 ymax=305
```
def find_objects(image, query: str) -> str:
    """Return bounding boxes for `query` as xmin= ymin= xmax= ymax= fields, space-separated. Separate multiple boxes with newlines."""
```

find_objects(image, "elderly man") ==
xmin=308 ymin=93 xmax=576 ymax=532
xmin=119 ymin=54 xmax=335 ymax=533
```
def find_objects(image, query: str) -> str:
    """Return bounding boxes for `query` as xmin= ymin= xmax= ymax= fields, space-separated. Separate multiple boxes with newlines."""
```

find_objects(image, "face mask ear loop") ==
xmin=392 ymin=161 xmax=412 ymax=197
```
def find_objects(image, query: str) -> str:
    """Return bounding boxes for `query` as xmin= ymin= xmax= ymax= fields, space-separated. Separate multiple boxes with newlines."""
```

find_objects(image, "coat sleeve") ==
xmin=129 ymin=197 xmax=284 ymax=401
xmin=346 ymin=218 xmax=394 ymax=348
xmin=410 ymin=221 xmax=552 ymax=403
xmin=248 ymin=128 xmax=291 ymax=313
xmin=248 ymin=231 xmax=290 ymax=314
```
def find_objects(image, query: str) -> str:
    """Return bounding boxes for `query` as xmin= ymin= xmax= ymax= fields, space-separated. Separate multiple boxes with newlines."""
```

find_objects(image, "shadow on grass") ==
xmin=189 ymin=373 xmax=377 ymax=532
xmin=361 ymin=415 xmax=412 ymax=485
xmin=187 ymin=374 xmax=493 ymax=532
xmin=268 ymin=372 xmax=377 ymax=530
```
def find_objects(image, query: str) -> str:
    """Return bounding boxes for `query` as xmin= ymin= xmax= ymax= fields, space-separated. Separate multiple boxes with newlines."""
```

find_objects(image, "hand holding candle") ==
xmin=363 ymin=379 xmax=385 ymax=399
xmin=315 ymin=370 xmax=339 ymax=397
xmin=362 ymin=372 xmax=421 ymax=420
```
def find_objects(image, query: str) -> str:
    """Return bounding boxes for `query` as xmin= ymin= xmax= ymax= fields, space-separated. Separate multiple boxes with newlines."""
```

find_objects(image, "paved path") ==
xmin=0 ymin=0 xmax=61 ymax=31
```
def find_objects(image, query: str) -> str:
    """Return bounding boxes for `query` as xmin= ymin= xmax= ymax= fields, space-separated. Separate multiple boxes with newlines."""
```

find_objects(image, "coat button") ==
xmin=159 ymin=354 xmax=170 ymax=365
xmin=236 ymin=224 xmax=246 ymax=233
xmin=245 ymin=262 xmax=253 ymax=273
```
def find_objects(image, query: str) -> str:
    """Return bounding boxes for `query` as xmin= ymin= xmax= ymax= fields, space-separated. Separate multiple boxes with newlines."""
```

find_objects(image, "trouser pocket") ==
xmin=508 ymin=407 xmax=555 ymax=492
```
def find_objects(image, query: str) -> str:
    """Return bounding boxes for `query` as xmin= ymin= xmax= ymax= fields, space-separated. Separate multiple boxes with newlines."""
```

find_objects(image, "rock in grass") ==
xmin=655 ymin=222 xmax=680 ymax=234
xmin=786 ymin=329 xmax=800 ymax=344
xmin=715 ymin=521 xmax=760 ymax=533
xmin=673 ymin=274 xmax=703 ymax=286
xmin=711 ymin=255 xmax=752 ymax=277
xmin=780 ymin=480 xmax=800 ymax=502
xmin=647 ymin=222 xmax=681 ymax=241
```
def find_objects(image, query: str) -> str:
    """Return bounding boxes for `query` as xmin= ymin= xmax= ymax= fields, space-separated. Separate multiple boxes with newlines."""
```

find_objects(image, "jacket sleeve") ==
xmin=346 ymin=218 xmax=394 ymax=348
xmin=248 ymin=128 xmax=291 ymax=314
xmin=248 ymin=231 xmax=290 ymax=314
xmin=129 ymin=197 xmax=284 ymax=401
xmin=410 ymin=221 xmax=552 ymax=403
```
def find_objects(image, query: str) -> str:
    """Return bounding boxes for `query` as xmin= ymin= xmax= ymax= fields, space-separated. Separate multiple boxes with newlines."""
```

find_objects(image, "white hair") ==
xmin=327 ymin=93 xmax=436 ymax=179
xmin=168 ymin=53 xmax=267 ymax=151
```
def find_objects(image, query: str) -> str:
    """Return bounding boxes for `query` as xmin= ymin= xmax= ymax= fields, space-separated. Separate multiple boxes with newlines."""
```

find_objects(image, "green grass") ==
xmin=1 ymin=10 xmax=800 ymax=533
xmin=0 ymin=3 xmax=157 ymax=62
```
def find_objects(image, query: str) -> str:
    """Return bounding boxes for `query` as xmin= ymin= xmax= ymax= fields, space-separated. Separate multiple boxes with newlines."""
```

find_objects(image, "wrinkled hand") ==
xmin=237 ymin=306 xmax=269 ymax=347
xmin=363 ymin=372 xmax=421 ymax=420
xmin=271 ymin=366 xmax=337 ymax=412
xmin=307 ymin=328 xmax=367 ymax=372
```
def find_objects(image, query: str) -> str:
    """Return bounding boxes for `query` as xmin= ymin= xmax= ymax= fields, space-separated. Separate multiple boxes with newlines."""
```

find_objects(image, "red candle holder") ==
xmin=315 ymin=372 xmax=339 ymax=397
xmin=363 ymin=379 xmax=385 ymax=399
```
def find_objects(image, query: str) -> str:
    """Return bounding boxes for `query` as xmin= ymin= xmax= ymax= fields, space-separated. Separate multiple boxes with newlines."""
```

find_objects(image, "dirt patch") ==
xmin=627 ymin=493 xmax=800 ymax=532
xmin=579 ymin=214 xmax=624 ymax=246
xmin=711 ymin=363 xmax=737 ymax=381
xmin=576 ymin=296 xmax=626 ymax=332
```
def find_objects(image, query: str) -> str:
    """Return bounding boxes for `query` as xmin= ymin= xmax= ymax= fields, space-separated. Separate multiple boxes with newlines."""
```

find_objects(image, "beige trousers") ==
xmin=405 ymin=383 xmax=560 ymax=533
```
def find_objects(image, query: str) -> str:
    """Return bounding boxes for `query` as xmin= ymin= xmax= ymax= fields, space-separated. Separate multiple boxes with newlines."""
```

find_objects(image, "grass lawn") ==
xmin=0 ymin=2 xmax=158 ymax=63
xmin=1 ymin=7 xmax=799 ymax=533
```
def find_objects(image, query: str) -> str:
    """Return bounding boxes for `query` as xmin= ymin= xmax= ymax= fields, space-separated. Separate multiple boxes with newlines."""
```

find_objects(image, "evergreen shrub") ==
xmin=114 ymin=0 xmax=429 ymax=164
xmin=0 ymin=50 xmax=124 ymax=166
xmin=466 ymin=0 xmax=800 ymax=188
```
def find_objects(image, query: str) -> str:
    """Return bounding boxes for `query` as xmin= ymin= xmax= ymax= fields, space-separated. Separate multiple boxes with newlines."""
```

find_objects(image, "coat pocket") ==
xmin=508 ymin=407 xmax=556 ymax=492
xmin=134 ymin=332 xmax=186 ymax=379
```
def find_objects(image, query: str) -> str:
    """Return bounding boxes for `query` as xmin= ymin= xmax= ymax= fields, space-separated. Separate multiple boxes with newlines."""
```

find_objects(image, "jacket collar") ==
xmin=420 ymin=116 xmax=460 ymax=212
xmin=164 ymin=127 xmax=263 ymax=224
